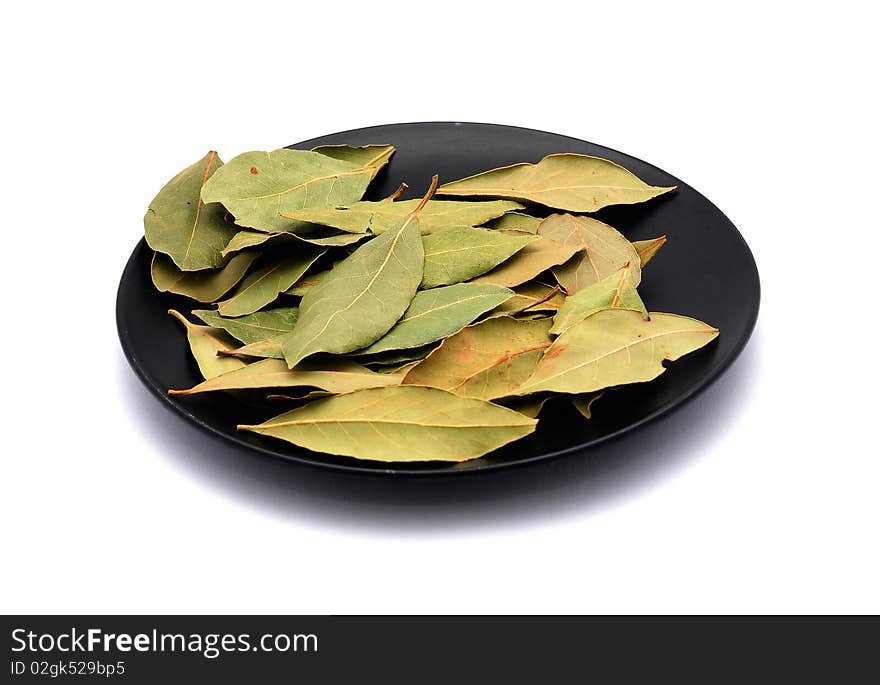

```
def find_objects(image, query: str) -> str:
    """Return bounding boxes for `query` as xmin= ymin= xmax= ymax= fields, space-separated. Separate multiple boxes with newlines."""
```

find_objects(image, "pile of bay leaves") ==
xmin=144 ymin=144 xmax=718 ymax=463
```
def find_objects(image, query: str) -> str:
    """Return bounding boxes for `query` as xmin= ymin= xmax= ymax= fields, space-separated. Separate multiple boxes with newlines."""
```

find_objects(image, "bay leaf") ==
xmin=550 ymin=265 xmax=647 ymax=335
xmin=223 ymin=228 xmax=365 ymax=258
xmin=201 ymin=149 xmax=374 ymax=232
xmin=632 ymin=235 xmax=667 ymax=268
xmin=437 ymin=153 xmax=675 ymax=212
xmin=150 ymin=251 xmax=258 ymax=302
xmin=192 ymin=307 xmax=298 ymax=345
xmin=421 ymin=226 xmax=536 ymax=288
xmin=486 ymin=282 xmax=566 ymax=318
xmin=169 ymin=358 xmax=400 ymax=396
xmin=167 ymin=309 xmax=246 ymax=379
xmin=572 ymin=392 xmax=604 ymax=420
xmin=237 ymin=386 xmax=537 ymax=462
xmin=538 ymin=214 xmax=642 ymax=294
xmin=482 ymin=212 xmax=543 ymax=233
xmin=218 ymin=339 xmax=284 ymax=360
xmin=499 ymin=395 xmax=552 ymax=419
xmin=284 ymin=266 xmax=335 ymax=297
xmin=471 ymin=235 xmax=579 ymax=288
xmin=280 ymin=179 xmax=434 ymax=368
xmin=513 ymin=309 xmax=719 ymax=396
xmin=281 ymin=199 xmax=523 ymax=235
xmin=355 ymin=283 xmax=514 ymax=355
xmin=144 ymin=151 xmax=237 ymax=270
xmin=311 ymin=144 xmax=394 ymax=178
xmin=357 ymin=343 xmax=441 ymax=368
xmin=403 ymin=317 xmax=553 ymax=400
xmin=217 ymin=248 xmax=325 ymax=317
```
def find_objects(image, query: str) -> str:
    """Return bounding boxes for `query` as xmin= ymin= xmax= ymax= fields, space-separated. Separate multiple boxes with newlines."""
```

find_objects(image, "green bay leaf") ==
xmin=201 ymin=149 xmax=374 ymax=232
xmin=167 ymin=309 xmax=246 ymax=379
xmin=217 ymin=248 xmax=325 ymax=317
xmin=514 ymin=309 xmax=719 ymax=396
xmin=192 ymin=307 xmax=298 ymax=345
xmin=169 ymin=358 xmax=400 ymax=395
xmin=311 ymin=144 xmax=394 ymax=178
xmin=404 ymin=317 xmax=553 ymax=400
xmin=280 ymin=181 xmax=434 ymax=367
xmin=355 ymin=283 xmax=513 ymax=355
xmin=632 ymin=236 xmax=667 ymax=268
xmin=550 ymin=265 xmax=647 ymax=335
xmin=538 ymin=214 xmax=642 ymax=294
xmin=150 ymin=251 xmax=258 ymax=302
xmin=281 ymin=199 xmax=523 ymax=235
xmin=482 ymin=212 xmax=543 ymax=233
xmin=238 ymin=386 xmax=537 ymax=462
xmin=144 ymin=151 xmax=237 ymax=270
xmin=437 ymin=153 xmax=675 ymax=212
xmin=421 ymin=226 xmax=536 ymax=288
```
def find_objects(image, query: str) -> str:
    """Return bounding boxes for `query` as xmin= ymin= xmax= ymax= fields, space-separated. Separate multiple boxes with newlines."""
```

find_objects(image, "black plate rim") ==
xmin=117 ymin=121 xmax=760 ymax=477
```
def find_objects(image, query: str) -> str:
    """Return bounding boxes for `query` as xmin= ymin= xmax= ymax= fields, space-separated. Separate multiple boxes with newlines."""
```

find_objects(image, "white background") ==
xmin=2 ymin=2 xmax=877 ymax=614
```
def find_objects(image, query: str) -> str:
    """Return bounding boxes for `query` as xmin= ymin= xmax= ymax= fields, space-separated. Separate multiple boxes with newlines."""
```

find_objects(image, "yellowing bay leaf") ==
xmin=280 ymin=180 xmax=434 ymax=368
xmin=281 ymin=199 xmax=523 ymax=235
xmin=355 ymin=283 xmax=513 ymax=355
xmin=572 ymin=392 xmax=604 ymax=420
xmin=217 ymin=248 xmax=325 ymax=317
xmin=487 ymin=282 xmax=565 ymax=318
xmin=421 ymin=226 xmax=536 ymax=288
xmin=201 ymin=149 xmax=374 ymax=232
xmin=169 ymin=358 xmax=400 ymax=395
xmin=471 ymin=235 xmax=579 ymax=288
xmin=192 ymin=307 xmax=298 ymax=345
xmin=311 ymin=144 xmax=394 ymax=178
xmin=167 ymin=310 xmax=246 ymax=379
xmin=538 ymin=214 xmax=642 ymax=294
xmin=219 ymin=339 xmax=284 ymax=360
xmin=482 ymin=212 xmax=543 ymax=233
xmin=403 ymin=317 xmax=553 ymax=400
xmin=145 ymin=151 xmax=237 ymax=270
xmin=550 ymin=266 xmax=647 ymax=335
xmin=437 ymin=153 xmax=675 ymax=212
xmin=632 ymin=236 xmax=667 ymax=268
xmin=238 ymin=386 xmax=537 ymax=462
xmin=150 ymin=251 xmax=258 ymax=302
xmin=514 ymin=309 xmax=719 ymax=396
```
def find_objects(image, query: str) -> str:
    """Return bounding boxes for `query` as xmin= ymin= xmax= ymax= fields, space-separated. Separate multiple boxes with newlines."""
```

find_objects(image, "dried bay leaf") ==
xmin=471 ymin=235 xmax=579 ymax=288
xmin=538 ymin=214 xmax=642 ymax=294
xmin=281 ymin=199 xmax=523 ymax=235
xmin=438 ymin=153 xmax=675 ymax=212
xmin=357 ymin=343 xmax=440 ymax=369
xmin=280 ymin=179 xmax=433 ymax=368
xmin=311 ymin=144 xmax=394 ymax=177
xmin=192 ymin=307 xmax=298 ymax=345
xmin=403 ymin=317 xmax=553 ymax=401
xmin=219 ymin=339 xmax=284 ymax=360
xmin=632 ymin=236 xmax=667 ymax=268
xmin=571 ymin=392 xmax=604 ymax=420
xmin=550 ymin=266 xmax=647 ymax=335
xmin=169 ymin=358 xmax=399 ymax=396
xmin=201 ymin=149 xmax=374 ymax=233
xmin=486 ymin=282 xmax=566 ymax=318
xmin=222 ymin=229 xmax=366 ymax=258
xmin=217 ymin=248 xmax=325 ymax=317
xmin=238 ymin=386 xmax=537 ymax=462
xmin=482 ymin=212 xmax=543 ymax=233
xmin=499 ymin=395 xmax=553 ymax=419
xmin=150 ymin=251 xmax=258 ymax=302
xmin=167 ymin=310 xmax=246 ymax=379
xmin=355 ymin=283 xmax=514 ymax=355
xmin=144 ymin=151 xmax=237 ymax=271
xmin=421 ymin=226 xmax=535 ymax=288
xmin=514 ymin=309 xmax=719 ymax=396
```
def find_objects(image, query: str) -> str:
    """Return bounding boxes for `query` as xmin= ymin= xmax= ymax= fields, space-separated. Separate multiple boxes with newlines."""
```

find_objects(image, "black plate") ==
xmin=117 ymin=122 xmax=759 ymax=476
